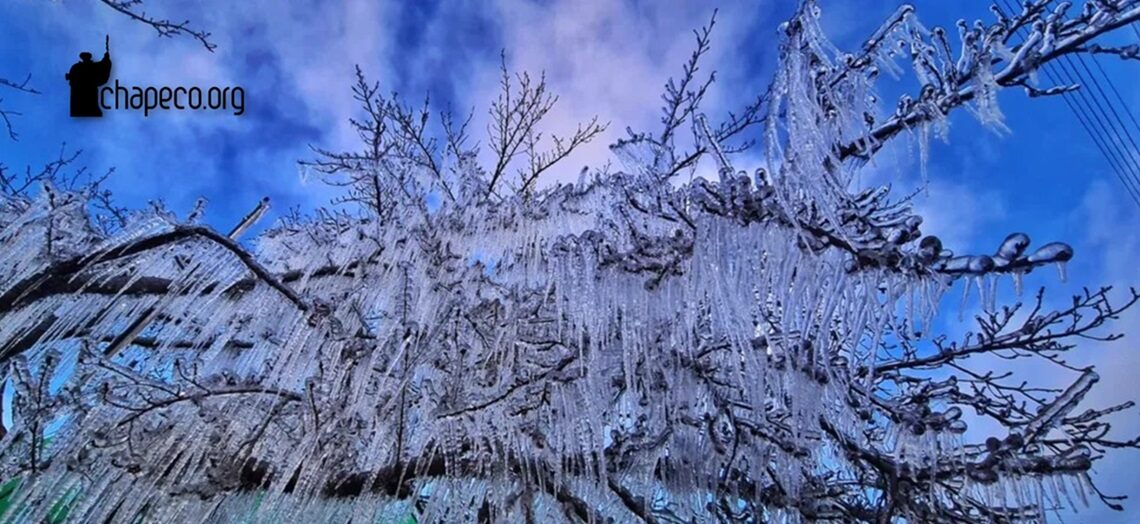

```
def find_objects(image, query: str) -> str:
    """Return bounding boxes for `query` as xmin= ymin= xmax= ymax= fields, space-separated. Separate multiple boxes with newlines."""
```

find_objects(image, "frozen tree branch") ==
xmin=486 ymin=54 xmax=607 ymax=199
xmin=835 ymin=0 xmax=1140 ymax=161
xmin=0 ymin=75 xmax=38 ymax=95
xmin=612 ymin=12 xmax=768 ymax=182
xmin=0 ymin=225 xmax=308 ymax=317
xmin=871 ymin=287 xmax=1140 ymax=374
xmin=1082 ymin=42 xmax=1140 ymax=60
xmin=97 ymin=0 xmax=216 ymax=51
xmin=3 ymin=1 xmax=1140 ymax=522
xmin=0 ymin=74 xmax=40 ymax=141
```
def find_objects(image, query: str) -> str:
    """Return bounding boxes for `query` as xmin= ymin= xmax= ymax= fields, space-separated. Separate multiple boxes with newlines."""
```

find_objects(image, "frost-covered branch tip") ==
xmin=98 ymin=0 xmax=216 ymax=51
xmin=830 ymin=0 xmax=1140 ymax=161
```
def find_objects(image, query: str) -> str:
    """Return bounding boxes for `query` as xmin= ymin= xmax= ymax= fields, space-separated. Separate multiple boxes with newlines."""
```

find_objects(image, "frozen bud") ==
xmin=43 ymin=349 xmax=61 ymax=368
xmin=754 ymin=167 xmax=769 ymax=186
xmin=995 ymin=232 xmax=1030 ymax=260
xmin=924 ymin=412 xmax=945 ymax=427
xmin=927 ymin=379 xmax=957 ymax=397
xmin=187 ymin=197 xmax=208 ymax=224
xmin=750 ymin=336 xmax=768 ymax=351
xmin=942 ymin=255 xmax=971 ymax=273
xmin=985 ymin=436 xmax=1002 ymax=452
xmin=886 ymin=228 xmax=906 ymax=244
xmin=1026 ymin=242 xmax=1073 ymax=264
xmin=917 ymin=235 xmax=942 ymax=262
xmin=967 ymin=255 xmax=994 ymax=274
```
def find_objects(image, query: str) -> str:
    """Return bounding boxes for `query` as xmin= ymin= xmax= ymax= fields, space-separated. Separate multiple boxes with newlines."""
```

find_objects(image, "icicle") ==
xmin=974 ymin=276 xmax=988 ymax=312
xmin=958 ymin=277 xmax=971 ymax=321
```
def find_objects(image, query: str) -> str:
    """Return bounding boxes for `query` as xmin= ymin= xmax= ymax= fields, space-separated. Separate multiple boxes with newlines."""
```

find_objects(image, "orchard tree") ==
xmin=2 ymin=1 xmax=1140 ymax=522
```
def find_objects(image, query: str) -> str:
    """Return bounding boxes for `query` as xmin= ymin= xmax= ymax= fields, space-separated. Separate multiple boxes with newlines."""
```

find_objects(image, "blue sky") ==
xmin=2 ymin=0 xmax=1139 ymax=520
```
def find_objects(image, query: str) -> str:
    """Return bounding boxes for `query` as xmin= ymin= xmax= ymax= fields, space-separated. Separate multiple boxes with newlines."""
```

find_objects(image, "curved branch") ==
xmin=0 ymin=225 xmax=308 ymax=314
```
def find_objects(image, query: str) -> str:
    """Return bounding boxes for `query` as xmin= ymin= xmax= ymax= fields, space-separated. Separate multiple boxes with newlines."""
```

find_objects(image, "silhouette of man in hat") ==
xmin=66 ymin=36 xmax=112 ymax=117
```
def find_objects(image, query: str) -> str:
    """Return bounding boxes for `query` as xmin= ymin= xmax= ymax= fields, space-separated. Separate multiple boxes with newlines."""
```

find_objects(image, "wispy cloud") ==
xmin=4 ymin=0 xmax=785 ymax=223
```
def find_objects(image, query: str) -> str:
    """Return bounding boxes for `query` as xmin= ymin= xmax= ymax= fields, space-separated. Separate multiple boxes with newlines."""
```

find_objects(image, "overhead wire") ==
xmin=993 ymin=0 xmax=1140 ymax=206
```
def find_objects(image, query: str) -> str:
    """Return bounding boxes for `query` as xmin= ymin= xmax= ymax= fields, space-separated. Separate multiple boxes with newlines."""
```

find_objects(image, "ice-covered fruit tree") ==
xmin=3 ymin=1 xmax=1140 ymax=522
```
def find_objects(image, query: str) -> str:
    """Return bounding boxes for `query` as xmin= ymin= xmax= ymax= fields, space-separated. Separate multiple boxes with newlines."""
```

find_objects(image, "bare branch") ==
xmin=97 ymin=0 xmax=216 ymax=51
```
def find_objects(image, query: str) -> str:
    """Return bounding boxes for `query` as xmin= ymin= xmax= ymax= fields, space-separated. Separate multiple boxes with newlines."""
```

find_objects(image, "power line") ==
xmin=1048 ymin=3 xmax=1140 ymax=201
xmin=993 ymin=0 xmax=1140 ymax=207
xmin=1050 ymin=46 xmax=1140 ymax=204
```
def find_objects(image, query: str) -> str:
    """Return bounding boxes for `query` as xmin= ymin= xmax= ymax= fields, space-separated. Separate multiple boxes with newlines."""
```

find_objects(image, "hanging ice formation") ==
xmin=2 ymin=1 xmax=1137 ymax=522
